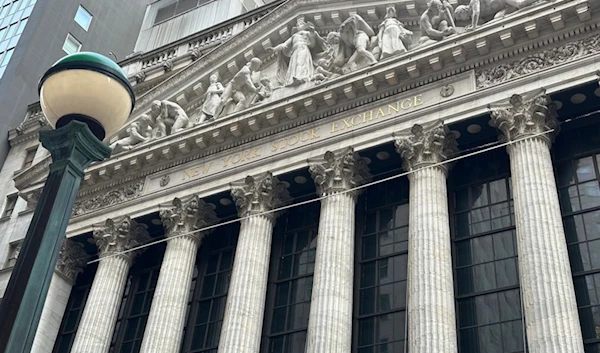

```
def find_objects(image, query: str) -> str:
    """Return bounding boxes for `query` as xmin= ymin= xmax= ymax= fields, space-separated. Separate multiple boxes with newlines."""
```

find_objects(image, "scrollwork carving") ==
xmin=308 ymin=147 xmax=371 ymax=196
xmin=160 ymin=195 xmax=218 ymax=240
xmin=92 ymin=216 xmax=151 ymax=260
xmin=72 ymin=181 xmax=145 ymax=217
xmin=56 ymin=239 xmax=87 ymax=283
xmin=230 ymin=172 xmax=290 ymax=218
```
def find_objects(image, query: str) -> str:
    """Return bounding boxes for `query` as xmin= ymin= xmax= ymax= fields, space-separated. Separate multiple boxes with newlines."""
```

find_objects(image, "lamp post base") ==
xmin=0 ymin=120 xmax=111 ymax=353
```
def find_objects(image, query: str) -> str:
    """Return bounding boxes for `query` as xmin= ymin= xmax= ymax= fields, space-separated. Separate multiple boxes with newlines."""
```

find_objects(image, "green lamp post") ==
xmin=0 ymin=52 xmax=134 ymax=353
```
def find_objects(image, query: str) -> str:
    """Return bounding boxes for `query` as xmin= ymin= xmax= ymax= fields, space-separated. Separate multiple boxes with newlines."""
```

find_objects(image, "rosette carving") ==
xmin=394 ymin=120 xmax=458 ymax=173
xmin=230 ymin=172 xmax=290 ymax=218
xmin=92 ymin=216 xmax=151 ymax=260
xmin=489 ymin=89 xmax=558 ymax=144
xmin=56 ymin=239 xmax=88 ymax=283
xmin=308 ymin=147 xmax=370 ymax=196
xmin=159 ymin=195 xmax=218 ymax=240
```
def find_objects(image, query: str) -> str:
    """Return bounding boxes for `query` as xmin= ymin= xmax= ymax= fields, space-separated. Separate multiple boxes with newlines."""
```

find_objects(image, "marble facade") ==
xmin=0 ymin=0 xmax=599 ymax=352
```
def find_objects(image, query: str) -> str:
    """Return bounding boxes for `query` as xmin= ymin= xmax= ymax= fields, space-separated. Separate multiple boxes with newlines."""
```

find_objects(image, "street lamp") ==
xmin=0 ymin=52 xmax=134 ymax=353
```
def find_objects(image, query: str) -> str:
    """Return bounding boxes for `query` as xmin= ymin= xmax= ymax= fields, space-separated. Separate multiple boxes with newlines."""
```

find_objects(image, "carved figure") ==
xmin=110 ymin=114 xmax=153 ymax=153
xmin=267 ymin=17 xmax=328 ymax=87
xmin=378 ymin=6 xmax=413 ymax=60
xmin=454 ymin=0 xmax=543 ymax=31
xmin=198 ymin=72 xmax=224 ymax=124
xmin=340 ymin=14 xmax=378 ymax=73
xmin=213 ymin=58 xmax=263 ymax=119
xmin=419 ymin=0 xmax=456 ymax=46
xmin=150 ymin=100 xmax=190 ymax=138
xmin=251 ymin=76 xmax=273 ymax=105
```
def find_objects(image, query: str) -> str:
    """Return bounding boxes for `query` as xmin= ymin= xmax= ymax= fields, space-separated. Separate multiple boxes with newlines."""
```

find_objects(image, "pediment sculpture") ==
xmin=108 ymin=0 xmax=549 ymax=156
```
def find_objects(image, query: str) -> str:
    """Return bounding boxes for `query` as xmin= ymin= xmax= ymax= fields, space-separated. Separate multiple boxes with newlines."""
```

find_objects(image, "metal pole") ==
xmin=0 ymin=121 xmax=111 ymax=353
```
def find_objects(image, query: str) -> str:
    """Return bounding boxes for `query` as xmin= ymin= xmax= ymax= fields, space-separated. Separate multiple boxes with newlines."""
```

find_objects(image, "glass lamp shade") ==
xmin=39 ymin=52 xmax=135 ymax=140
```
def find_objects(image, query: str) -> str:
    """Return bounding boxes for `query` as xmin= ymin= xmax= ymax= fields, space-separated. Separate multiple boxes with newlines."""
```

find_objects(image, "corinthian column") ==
xmin=70 ymin=217 xmax=150 ymax=353
xmin=490 ymin=91 xmax=583 ymax=353
xmin=394 ymin=121 xmax=458 ymax=353
xmin=31 ymin=240 xmax=86 ymax=353
xmin=217 ymin=172 xmax=289 ymax=353
xmin=140 ymin=196 xmax=217 ymax=353
xmin=305 ymin=147 xmax=370 ymax=353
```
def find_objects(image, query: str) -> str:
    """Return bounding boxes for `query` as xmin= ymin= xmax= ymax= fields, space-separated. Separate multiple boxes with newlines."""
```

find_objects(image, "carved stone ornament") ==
xmin=190 ymin=48 xmax=202 ymax=61
xmin=159 ymin=175 xmax=170 ymax=187
xmin=55 ymin=239 xmax=88 ymax=283
xmin=477 ymin=34 xmax=600 ymax=89
xmin=163 ymin=60 xmax=174 ymax=72
xmin=135 ymin=71 xmax=147 ymax=84
xmin=159 ymin=195 xmax=218 ymax=240
xmin=394 ymin=120 xmax=458 ymax=173
xmin=489 ymin=89 xmax=558 ymax=144
xmin=92 ymin=216 xmax=151 ymax=260
xmin=309 ymin=147 xmax=371 ymax=197
xmin=230 ymin=172 xmax=290 ymax=218
xmin=72 ymin=181 xmax=145 ymax=217
xmin=440 ymin=84 xmax=455 ymax=98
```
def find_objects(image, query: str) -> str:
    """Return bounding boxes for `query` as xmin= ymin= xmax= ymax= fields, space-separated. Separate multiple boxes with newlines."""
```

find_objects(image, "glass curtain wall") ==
xmin=554 ymin=120 xmax=600 ymax=353
xmin=262 ymin=202 xmax=320 ymax=353
xmin=355 ymin=176 xmax=410 ymax=353
xmin=450 ymin=149 xmax=525 ymax=353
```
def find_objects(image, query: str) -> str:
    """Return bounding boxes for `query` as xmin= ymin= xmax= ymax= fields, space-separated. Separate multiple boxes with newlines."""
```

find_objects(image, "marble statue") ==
xmin=267 ymin=17 xmax=328 ymax=87
xmin=419 ymin=0 xmax=456 ymax=46
xmin=454 ymin=0 xmax=542 ymax=31
xmin=197 ymin=72 xmax=224 ymax=124
xmin=312 ymin=32 xmax=344 ymax=83
xmin=251 ymin=76 xmax=273 ymax=105
xmin=213 ymin=58 xmax=263 ymax=119
xmin=378 ymin=6 xmax=413 ymax=60
xmin=150 ymin=100 xmax=191 ymax=138
xmin=110 ymin=114 xmax=153 ymax=153
xmin=340 ymin=14 xmax=378 ymax=73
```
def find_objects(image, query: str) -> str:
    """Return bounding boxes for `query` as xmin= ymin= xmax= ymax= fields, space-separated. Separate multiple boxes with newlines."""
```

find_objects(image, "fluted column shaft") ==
xmin=218 ymin=214 xmax=274 ymax=353
xmin=218 ymin=172 xmax=289 ymax=353
xmin=305 ymin=192 xmax=356 ymax=352
xmin=305 ymin=148 xmax=370 ymax=353
xmin=395 ymin=121 xmax=458 ymax=353
xmin=508 ymin=137 xmax=583 ymax=352
xmin=139 ymin=235 xmax=199 ymax=353
xmin=490 ymin=91 xmax=583 ymax=353
xmin=70 ymin=255 xmax=131 ymax=353
xmin=407 ymin=166 xmax=457 ymax=353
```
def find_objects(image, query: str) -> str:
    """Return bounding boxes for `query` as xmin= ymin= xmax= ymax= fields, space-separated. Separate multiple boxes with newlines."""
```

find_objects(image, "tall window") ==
xmin=154 ymin=0 xmax=213 ymax=24
xmin=182 ymin=223 xmax=239 ymax=353
xmin=110 ymin=244 xmax=164 ymax=353
xmin=450 ymin=149 xmax=525 ymax=353
xmin=263 ymin=202 xmax=320 ymax=353
xmin=74 ymin=5 xmax=92 ymax=31
xmin=554 ymin=121 xmax=600 ymax=352
xmin=2 ymin=194 xmax=17 ymax=218
xmin=356 ymin=176 xmax=409 ymax=353
xmin=62 ymin=34 xmax=81 ymax=55
xmin=53 ymin=264 xmax=97 ymax=353
xmin=22 ymin=146 xmax=37 ymax=169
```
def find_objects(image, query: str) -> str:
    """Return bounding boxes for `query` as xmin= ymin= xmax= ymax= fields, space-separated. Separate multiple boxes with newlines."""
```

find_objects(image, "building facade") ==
xmin=0 ymin=0 xmax=147 ymax=169
xmin=1 ymin=0 xmax=600 ymax=353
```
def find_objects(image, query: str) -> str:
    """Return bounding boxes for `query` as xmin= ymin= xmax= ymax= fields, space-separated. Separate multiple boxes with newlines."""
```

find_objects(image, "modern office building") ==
xmin=0 ymin=0 xmax=148 ymax=169
xmin=1 ymin=0 xmax=600 ymax=353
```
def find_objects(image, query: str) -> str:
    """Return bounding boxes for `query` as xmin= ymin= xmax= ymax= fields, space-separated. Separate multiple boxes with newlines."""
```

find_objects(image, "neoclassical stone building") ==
xmin=0 ymin=0 xmax=599 ymax=353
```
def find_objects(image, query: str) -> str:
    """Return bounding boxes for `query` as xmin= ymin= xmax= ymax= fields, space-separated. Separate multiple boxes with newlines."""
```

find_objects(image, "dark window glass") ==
xmin=265 ymin=202 xmax=320 ymax=353
xmin=52 ymin=263 xmax=97 ymax=353
xmin=555 ymin=131 xmax=600 ymax=346
xmin=451 ymin=152 xmax=525 ymax=353
xmin=2 ymin=194 xmax=17 ymax=218
xmin=22 ymin=145 xmax=37 ymax=169
xmin=182 ymin=223 xmax=238 ymax=353
xmin=154 ymin=3 xmax=176 ymax=23
xmin=175 ymin=0 xmax=198 ymax=14
xmin=111 ymin=245 xmax=164 ymax=353
xmin=357 ymin=177 xmax=409 ymax=353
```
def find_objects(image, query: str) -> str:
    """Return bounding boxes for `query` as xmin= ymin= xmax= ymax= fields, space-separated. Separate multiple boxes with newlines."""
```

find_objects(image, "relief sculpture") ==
xmin=419 ymin=0 xmax=457 ymax=46
xmin=213 ymin=57 xmax=263 ymax=119
xmin=109 ymin=114 xmax=153 ymax=153
xmin=197 ymin=71 xmax=224 ymax=124
xmin=339 ymin=14 xmax=379 ymax=72
xmin=267 ymin=17 xmax=328 ymax=86
xmin=151 ymin=99 xmax=191 ymax=138
xmin=378 ymin=6 xmax=413 ymax=60
xmin=454 ymin=0 xmax=544 ymax=31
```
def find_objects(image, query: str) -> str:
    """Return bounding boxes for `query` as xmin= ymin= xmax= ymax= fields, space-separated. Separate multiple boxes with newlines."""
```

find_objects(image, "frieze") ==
xmin=72 ymin=181 xmax=145 ymax=217
xmin=477 ymin=33 xmax=600 ymax=89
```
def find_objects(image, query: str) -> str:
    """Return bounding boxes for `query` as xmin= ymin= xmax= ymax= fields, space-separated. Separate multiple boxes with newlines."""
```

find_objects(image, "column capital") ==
xmin=308 ymin=147 xmax=370 ymax=196
xmin=92 ymin=216 xmax=151 ymax=261
xmin=394 ymin=120 xmax=457 ymax=173
xmin=231 ymin=172 xmax=290 ymax=218
xmin=55 ymin=239 xmax=87 ymax=283
xmin=489 ymin=89 xmax=559 ymax=145
xmin=159 ymin=195 xmax=218 ymax=242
